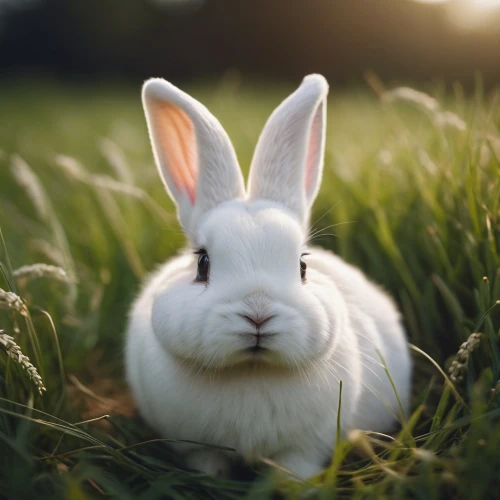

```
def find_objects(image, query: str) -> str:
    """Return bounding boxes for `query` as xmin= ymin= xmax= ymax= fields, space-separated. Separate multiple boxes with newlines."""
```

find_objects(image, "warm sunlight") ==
xmin=474 ymin=0 xmax=500 ymax=7
xmin=412 ymin=0 xmax=500 ymax=5
xmin=412 ymin=0 xmax=500 ymax=29
xmin=451 ymin=0 xmax=500 ymax=29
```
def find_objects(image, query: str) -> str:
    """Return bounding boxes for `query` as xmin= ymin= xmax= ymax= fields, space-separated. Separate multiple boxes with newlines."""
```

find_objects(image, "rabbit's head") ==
xmin=143 ymin=75 xmax=343 ymax=370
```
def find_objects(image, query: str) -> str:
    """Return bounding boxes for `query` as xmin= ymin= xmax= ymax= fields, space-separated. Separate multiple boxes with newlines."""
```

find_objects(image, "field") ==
xmin=0 ymin=75 xmax=499 ymax=499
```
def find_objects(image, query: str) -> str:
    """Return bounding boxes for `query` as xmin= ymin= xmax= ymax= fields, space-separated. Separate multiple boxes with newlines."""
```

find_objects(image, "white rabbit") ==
xmin=125 ymin=74 xmax=412 ymax=479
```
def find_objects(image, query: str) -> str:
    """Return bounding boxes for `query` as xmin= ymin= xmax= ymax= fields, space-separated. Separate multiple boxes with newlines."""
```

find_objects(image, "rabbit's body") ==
xmin=126 ymin=75 xmax=411 ymax=478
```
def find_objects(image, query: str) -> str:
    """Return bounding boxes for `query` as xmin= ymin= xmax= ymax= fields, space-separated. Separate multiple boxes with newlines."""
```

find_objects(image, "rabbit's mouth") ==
xmin=238 ymin=343 xmax=279 ymax=365
xmin=246 ymin=344 xmax=268 ymax=354
xmin=243 ymin=331 xmax=278 ymax=358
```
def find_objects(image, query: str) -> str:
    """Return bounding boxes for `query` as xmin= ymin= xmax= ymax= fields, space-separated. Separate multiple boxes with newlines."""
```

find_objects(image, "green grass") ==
xmin=0 ymin=75 xmax=499 ymax=499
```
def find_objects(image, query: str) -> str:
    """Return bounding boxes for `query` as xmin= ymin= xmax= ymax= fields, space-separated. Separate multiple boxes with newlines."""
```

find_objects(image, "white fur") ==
xmin=248 ymin=74 xmax=327 ymax=226
xmin=126 ymin=75 xmax=412 ymax=479
xmin=142 ymin=78 xmax=245 ymax=234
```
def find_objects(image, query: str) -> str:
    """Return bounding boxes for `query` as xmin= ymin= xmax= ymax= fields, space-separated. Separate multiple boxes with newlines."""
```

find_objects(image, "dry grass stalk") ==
xmin=434 ymin=111 xmax=467 ymax=132
xmin=54 ymin=154 xmax=175 ymax=225
xmin=30 ymin=239 xmax=66 ymax=268
xmin=55 ymin=154 xmax=142 ymax=197
xmin=0 ymin=329 xmax=46 ymax=395
xmin=0 ymin=288 xmax=28 ymax=316
xmin=56 ymin=154 xmax=160 ymax=202
xmin=9 ymin=155 xmax=77 ymax=304
xmin=10 ymin=155 xmax=50 ymax=221
xmin=92 ymin=174 xmax=146 ymax=198
xmin=53 ymin=154 xmax=88 ymax=182
xmin=382 ymin=87 xmax=439 ymax=112
xmin=13 ymin=263 xmax=70 ymax=284
xmin=99 ymin=138 xmax=134 ymax=184
xmin=448 ymin=333 xmax=482 ymax=383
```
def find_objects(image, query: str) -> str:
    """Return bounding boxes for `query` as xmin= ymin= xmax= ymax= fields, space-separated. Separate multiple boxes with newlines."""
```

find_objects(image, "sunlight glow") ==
xmin=450 ymin=0 xmax=500 ymax=30
xmin=411 ymin=0 xmax=500 ymax=7
xmin=474 ymin=0 xmax=500 ymax=8
xmin=412 ymin=0 xmax=500 ymax=30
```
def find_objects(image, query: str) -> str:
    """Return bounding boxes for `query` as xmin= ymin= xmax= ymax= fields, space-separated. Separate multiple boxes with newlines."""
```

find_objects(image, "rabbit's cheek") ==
xmin=301 ymin=272 xmax=348 ymax=357
xmin=284 ymin=300 xmax=331 ymax=363
xmin=151 ymin=283 xmax=211 ymax=360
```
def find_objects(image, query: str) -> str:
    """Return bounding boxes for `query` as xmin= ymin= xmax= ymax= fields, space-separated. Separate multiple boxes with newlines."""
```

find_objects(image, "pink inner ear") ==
xmin=152 ymin=100 xmax=198 ymax=204
xmin=305 ymin=103 xmax=323 ymax=192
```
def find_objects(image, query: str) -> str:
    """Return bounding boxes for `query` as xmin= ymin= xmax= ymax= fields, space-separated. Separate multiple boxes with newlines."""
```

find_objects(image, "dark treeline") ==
xmin=1 ymin=0 xmax=500 ymax=87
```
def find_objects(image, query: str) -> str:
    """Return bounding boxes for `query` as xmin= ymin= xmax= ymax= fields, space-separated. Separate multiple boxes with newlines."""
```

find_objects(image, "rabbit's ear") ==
xmin=142 ymin=79 xmax=245 ymax=232
xmin=247 ymin=74 xmax=328 ymax=225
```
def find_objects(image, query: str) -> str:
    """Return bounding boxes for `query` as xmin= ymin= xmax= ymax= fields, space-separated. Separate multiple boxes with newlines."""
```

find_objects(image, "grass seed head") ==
xmin=91 ymin=174 xmax=145 ymax=198
xmin=448 ymin=333 xmax=482 ymax=383
xmin=433 ymin=111 xmax=466 ymax=132
xmin=0 ymin=330 xmax=46 ymax=395
xmin=13 ymin=263 xmax=70 ymax=284
xmin=10 ymin=155 xmax=50 ymax=222
xmin=382 ymin=87 xmax=440 ymax=112
xmin=99 ymin=138 xmax=134 ymax=184
xmin=0 ymin=288 xmax=28 ymax=316
xmin=54 ymin=154 xmax=88 ymax=182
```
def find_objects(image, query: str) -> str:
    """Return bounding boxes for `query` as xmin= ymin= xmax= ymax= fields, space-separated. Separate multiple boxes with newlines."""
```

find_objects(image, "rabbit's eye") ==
xmin=300 ymin=257 xmax=307 ymax=281
xmin=196 ymin=252 xmax=210 ymax=282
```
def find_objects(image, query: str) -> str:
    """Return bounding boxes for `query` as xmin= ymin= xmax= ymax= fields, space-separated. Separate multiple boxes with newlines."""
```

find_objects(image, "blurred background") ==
xmin=1 ymin=0 xmax=500 ymax=87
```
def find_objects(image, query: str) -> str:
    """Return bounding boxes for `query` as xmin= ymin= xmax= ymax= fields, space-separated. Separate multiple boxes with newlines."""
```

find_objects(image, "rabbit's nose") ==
xmin=239 ymin=313 xmax=275 ymax=330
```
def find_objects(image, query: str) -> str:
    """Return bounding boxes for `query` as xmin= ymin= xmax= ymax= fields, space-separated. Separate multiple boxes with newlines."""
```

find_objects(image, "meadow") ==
xmin=0 ymin=75 xmax=499 ymax=499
